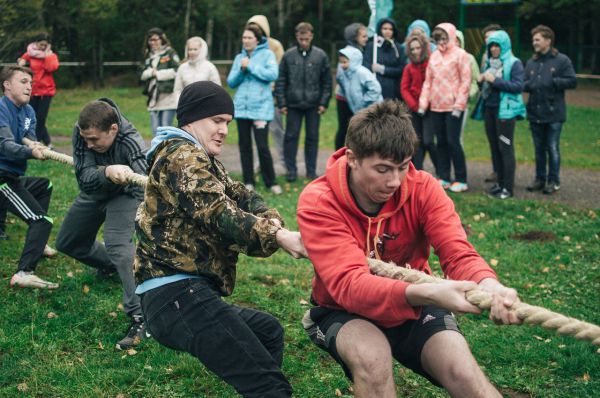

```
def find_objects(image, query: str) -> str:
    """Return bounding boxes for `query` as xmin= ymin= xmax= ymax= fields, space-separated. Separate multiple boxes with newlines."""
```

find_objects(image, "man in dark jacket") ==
xmin=55 ymin=99 xmax=149 ymax=350
xmin=363 ymin=17 xmax=407 ymax=100
xmin=524 ymin=25 xmax=576 ymax=194
xmin=275 ymin=22 xmax=332 ymax=181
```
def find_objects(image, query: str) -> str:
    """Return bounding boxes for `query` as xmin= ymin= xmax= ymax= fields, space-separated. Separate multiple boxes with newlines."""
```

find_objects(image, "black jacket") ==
xmin=275 ymin=45 xmax=332 ymax=109
xmin=524 ymin=49 xmax=576 ymax=124
xmin=363 ymin=17 xmax=406 ymax=100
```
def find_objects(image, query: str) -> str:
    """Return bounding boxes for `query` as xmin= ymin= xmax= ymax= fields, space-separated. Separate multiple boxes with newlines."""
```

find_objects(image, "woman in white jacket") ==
xmin=175 ymin=36 xmax=221 ymax=94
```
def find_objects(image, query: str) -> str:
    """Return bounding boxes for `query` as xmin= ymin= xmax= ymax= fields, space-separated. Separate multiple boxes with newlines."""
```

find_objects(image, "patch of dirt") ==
xmin=511 ymin=231 xmax=557 ymax=242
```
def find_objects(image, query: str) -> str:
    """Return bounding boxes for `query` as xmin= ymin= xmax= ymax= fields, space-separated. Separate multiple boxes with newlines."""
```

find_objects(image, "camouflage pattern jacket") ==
xmin=134 ymin=138 xmax=283 ymax=296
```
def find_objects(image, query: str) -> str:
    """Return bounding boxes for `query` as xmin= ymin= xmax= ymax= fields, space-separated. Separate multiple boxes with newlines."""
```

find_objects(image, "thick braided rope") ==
xmin=22 ymin=138 xmax=148 ymax=188
xmin=368 ymin=258 xmax=600 ymax=353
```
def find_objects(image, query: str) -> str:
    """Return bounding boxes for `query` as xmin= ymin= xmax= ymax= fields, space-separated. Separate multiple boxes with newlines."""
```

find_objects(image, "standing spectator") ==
xmin=335 ymin=23 xmax=368 ymax=150
xmin=456 ymin=30 xmax=480 ymax=101
xmin=363 ymin=17 xmax=406 ymax=100
xmin=479 ymin=24 xmax=503 ymax=184
xmin=17 ymin=33 xmax=59 ymax=148
xmin=336 ymin=46 xmax=382 ymax=121
xmin=275 ymin=22 xmax=332 ymax=181
xmin=524 ymin=25 xmax=576 ymax=195
xmin=401 ymin=30 xmax=437 ymax=172
xmin=227 ymin=25 xmax=282 ymax=194
xmin=402 ymin=19 xmax=436 ymax=54
xmin=140 ymin=28 xmax=180 ymax=135
xmin=473 ymin=30 xmax=526 ymax=200
xmin=419 ymin=23 xmax=471 ymax=193
xmin=174 ymin=36 xmax=221 ymax=94
xmin=247 ymin=15 xmax=286 ymax=168
xmin=0 ymin=66 xmax=57 ymax=289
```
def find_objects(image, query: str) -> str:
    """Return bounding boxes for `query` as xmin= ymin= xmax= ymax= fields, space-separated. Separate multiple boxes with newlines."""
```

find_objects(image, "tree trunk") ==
xmin=206 ymin=18 xmax=214 ymax=58
xmin=277 ymin=0 xmax=285 ymax=36
xmin=318 ymin=0 xmax=324 ymax=39
xmin=184 ymin=0 xmax=192 ymax=40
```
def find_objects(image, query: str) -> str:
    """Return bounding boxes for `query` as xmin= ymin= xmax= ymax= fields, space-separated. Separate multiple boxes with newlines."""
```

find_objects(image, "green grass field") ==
xmin=1 ymin=87 xmax=599 ymax=397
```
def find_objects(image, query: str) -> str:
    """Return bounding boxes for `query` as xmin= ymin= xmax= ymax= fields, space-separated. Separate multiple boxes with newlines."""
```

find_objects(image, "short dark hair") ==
xmin=295 ymin=22 xmax=314 ymax=34
xmin=531 ymin=24 xmax=554 ymax=46
xmin=346 ymin=100 xmax=418 ymax=162
xmin=1 ymin=66 xmax=33 ymax=92
xmin=33 ymin=32 xmax=50 ymax=43
xmin=78 ymin=101 xmax=118 ymax=132
xmin=482 ymin=24 xmax=502 ymax=35
xmin=244 ymin=24 xmax=263 ymax=42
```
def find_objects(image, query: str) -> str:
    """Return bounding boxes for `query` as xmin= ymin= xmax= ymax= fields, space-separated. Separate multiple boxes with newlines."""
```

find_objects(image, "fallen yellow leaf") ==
xmin=47 ymin=312 xmax=58 ymax=319
xmin=490 ymin=259 xmax=499 ymax=267
xmin=82 ymin=285 xmax=90 ymax=294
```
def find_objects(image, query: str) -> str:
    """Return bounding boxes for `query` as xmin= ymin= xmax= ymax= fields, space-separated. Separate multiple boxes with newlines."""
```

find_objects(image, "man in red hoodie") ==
xmin=298 ymin=100 xmax=520 ymax=397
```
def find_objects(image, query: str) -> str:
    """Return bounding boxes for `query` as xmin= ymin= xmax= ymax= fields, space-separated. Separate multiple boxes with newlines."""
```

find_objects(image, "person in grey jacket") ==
xmin=275 ymin=22 xmax=332 ymax=181
xmin=55 ymin=98 xmax=149 ymax=351
xmin=523 ymin=25 xmax=576 ymax=195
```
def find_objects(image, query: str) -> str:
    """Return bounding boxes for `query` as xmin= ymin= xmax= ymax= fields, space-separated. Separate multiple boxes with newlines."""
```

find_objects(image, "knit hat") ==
xmin=176 ymin=81 xmax=234 ymax=127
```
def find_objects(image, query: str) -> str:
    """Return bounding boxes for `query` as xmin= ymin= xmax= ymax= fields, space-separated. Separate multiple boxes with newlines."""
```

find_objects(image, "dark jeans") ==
xmin=0 ymin=174 xmax=52 ymax=272
xmin=284 ymin=107 xmax=320 ymax=177
xmin=530 ymin=122 xmax=562 ymax=184
xmin=411 ymin=111 xmax=437 ymax=172
xmin=56 ymin=194 xmax=141 ymax=317
xmin=335 ymin=99 xmax=353 ymax=150
xmin=30 ymin=95 xmax=53 ymax=145
xmin=237 ymin=119 xmax=276 ymax=188
xmin=141 ymin=278 xmax=292 ymax=397
xmin=431 ymin=111 xmax=467 ymax=183
xmin=484 ymin=107 xmax=516 ymax=193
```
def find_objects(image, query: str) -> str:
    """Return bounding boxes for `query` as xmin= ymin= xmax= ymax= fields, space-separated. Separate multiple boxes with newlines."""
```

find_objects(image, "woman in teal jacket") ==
xmin=474 ymin=30 xmax=525 ymax=199
xmin=227 ymin=25 xmax=281 ymax=194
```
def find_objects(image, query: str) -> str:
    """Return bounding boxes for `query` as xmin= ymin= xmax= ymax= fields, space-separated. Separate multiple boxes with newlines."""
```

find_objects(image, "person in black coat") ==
xmin=363 ymin=17 xmax=407 ymax=100
xmin=523 ymin=25 xmax=576 ymax=195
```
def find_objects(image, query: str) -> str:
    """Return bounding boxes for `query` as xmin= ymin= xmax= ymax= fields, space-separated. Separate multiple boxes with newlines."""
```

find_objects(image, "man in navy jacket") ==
xmin=524 ymin=25 xmax=576 ymax=194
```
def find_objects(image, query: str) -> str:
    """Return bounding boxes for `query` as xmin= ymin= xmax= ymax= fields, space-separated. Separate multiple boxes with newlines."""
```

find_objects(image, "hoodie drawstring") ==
xmin=365 ymin=217 xmax=385 ymax=260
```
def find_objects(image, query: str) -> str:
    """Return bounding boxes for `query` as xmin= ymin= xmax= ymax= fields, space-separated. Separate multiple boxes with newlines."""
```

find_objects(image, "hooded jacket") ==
xmin=72 ymin=98 xmax=147 ymax=201
xmin=336 ymin=46 xmax=383 ymax=114
xmin=419 ymin=23 xmax=471 ymax=112
xmin=19 ymin=49 xmax=59 ymax=97
xmin=401 ymin=31 xmax=430 ymax=112
xmin=174 ymin=37 xmax=221 ymax=93
xmin=134 ymin=126 xmax=282 ymax=295
xmin=456 ymin=30 xmax=480 ymax=100
xmin=344 ymin=23 xmax=366 ymax=52
xmin=477 ymin=30 xmax=526 ymax=120
xmin=297 ymin=148 xmax=497 ymax=328
xmin=227 ymin=38 xmax=279 ymax=121
xmin=363 ymin=17 xmax=407 ymax=99
xmin=524 ymin=47 xmax=576 ymax=124
xmin=247 ymin=15 xmax=285 ymax=63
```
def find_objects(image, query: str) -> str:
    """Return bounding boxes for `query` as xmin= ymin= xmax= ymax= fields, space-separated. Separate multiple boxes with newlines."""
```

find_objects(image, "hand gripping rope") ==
xmin=367 ymin=258 xmax=600 ymax=353
xmin=23 ymin=138 xmax=149 ymax=188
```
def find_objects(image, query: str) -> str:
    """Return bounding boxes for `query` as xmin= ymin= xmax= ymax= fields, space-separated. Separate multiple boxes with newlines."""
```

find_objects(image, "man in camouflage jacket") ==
xmin=134 ymin=81 xmax=305 ymax=398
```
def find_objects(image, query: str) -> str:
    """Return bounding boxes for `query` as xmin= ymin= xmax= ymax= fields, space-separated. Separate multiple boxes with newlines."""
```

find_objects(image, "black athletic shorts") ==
xmin=302 ymin=305 xmax=461 ymax=386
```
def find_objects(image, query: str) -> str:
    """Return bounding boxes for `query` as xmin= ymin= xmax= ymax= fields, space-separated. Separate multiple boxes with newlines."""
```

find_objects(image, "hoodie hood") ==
xmin=147 ymin=126 xmax=202 ymax=163
xmin=455 ymin=30 xmax=465 ymax=48
xmin=247 ymin=15 xmax=271 ymax=37
xmin=344 ymin=23 xmax=365 ymax=49
xmin=339 ymin=46 xmax=363 ymax=73
xmin=184 ymin=36 xmax=209 ymax=64
xmin=406 ymin=19 xmax=431 ymax=38
xmin=325 ymin=148 xmax=413 ymax=227
xmin=435 ymin=22 xmax=457 ymax=52
xmin=405 ymin=31 xmax=430 ymax=64
xmin=486 ymin=30 xmax=513 ymax=62
xmin=376 ymin=17 xmax=398 ymax=38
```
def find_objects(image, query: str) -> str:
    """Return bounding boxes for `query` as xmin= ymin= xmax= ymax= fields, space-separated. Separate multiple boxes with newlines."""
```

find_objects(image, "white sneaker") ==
xmin=245 ymin=184 xmax=255 ymax=192
xmin=43 ymin=245 xmax=57 ymax=257
xmin=10 ymin=271 xmax=59 ymax=289
xmin=270 ymin=185 xmax=283 ymax=195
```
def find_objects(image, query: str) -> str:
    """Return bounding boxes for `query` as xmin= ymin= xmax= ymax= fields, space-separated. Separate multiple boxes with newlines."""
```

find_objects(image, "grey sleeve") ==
xmin=0 ymin=126 xmax=33 ymax=160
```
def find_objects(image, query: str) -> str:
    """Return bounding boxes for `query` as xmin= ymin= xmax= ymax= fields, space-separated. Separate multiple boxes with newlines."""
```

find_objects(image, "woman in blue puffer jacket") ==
xmin=227 ymin=25 xmax=281 ymax=194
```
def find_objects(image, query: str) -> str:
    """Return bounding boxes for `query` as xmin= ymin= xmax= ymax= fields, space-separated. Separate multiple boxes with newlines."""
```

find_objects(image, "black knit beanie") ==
xmin=177 ymin=81 xmax=234 ymax=127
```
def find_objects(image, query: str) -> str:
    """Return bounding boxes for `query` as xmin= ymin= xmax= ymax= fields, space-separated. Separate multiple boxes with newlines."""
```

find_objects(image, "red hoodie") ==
xmin=297 ymin=149 xmax=497 ymax=328
xmin=401 ymin=60 xmax=428 ymax=113
xmin=20 ymin=52 xmax=59 ymax=97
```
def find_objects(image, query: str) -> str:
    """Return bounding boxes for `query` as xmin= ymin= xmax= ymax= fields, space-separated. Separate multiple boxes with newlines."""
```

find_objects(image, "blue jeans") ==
xmin=530 ymin=122 xmax=562 ymax=184
xmin=150 ymin=109 xmax=176 ymax=135
xmin=140 ymin=278 xmax=292 ymax=397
